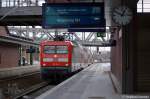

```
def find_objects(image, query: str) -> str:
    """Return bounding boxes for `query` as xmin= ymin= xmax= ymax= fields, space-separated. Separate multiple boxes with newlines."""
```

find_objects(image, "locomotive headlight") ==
xmin=43 ymin=64 xmax=46 ymax=66
xmin=58 ymin=58 xmax=68 ymax=62
xmin=43 ymin=58 xmax=53 ymax=62
xmin=65 ymin=64 xmax=68 ymax=66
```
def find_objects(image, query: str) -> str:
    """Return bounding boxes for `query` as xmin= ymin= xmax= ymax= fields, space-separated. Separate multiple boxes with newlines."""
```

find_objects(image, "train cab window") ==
xmin=56 ymin=46 xmax=68 ymax=54
xmin=44 ymin=46 xmax=55 ymax=54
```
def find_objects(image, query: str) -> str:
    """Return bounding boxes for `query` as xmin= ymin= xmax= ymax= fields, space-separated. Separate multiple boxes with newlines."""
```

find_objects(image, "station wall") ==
xmin=0 ymin=26 xmax=8 ymax=36
xmin=0 ymin=42 xmax=19 ymax=68
xmin=111 ymin=28 xmax=123 ymax=93
xmin=111 ymin=13 xmax=150 ymax=93
xmin=135 ymin=14 xmax=150 ymax=91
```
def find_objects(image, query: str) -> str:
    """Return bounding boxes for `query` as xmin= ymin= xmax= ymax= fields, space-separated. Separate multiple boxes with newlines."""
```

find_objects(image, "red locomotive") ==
xmin=40 ymin=40 xmax=93 ymax=80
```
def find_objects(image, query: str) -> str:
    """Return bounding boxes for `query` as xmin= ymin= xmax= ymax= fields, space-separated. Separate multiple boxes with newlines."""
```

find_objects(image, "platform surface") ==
xmin=0 ymin=65 xmax=40 ymax=78
xmin=36 ymin=63 xmax=121 ymax=99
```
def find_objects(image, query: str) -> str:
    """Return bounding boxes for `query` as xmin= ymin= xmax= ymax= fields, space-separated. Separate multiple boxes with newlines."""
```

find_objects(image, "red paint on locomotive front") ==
xmin=40 ymin=40 xmax=73 ymax=67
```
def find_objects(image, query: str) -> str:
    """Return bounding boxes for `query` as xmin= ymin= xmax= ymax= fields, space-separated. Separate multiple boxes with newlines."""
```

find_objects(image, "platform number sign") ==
xmin=97 ymin=32 xmax=105 ymax=37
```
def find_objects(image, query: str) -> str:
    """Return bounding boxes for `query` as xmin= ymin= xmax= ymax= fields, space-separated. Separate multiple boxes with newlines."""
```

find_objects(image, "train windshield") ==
xmin=44 ymin=45 xmax=68 ymax=54
xmin=56 ymin=46 xmax=68 ymax=54
xmin=44 ymin=46 xmax=55 ymax=54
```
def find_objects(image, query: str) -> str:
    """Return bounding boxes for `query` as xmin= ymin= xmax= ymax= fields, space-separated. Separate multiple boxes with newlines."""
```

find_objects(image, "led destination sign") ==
xmin=46 ymin=6 xmax=101 ymax=15
xmin=42 ymin=3 xmax=105 ymax=28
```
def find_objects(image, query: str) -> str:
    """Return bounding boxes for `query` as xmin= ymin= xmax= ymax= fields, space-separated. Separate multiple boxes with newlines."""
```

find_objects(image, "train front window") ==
xmin=44 ymin=46 xmax=55 ymax=54
xmin=56 ymin=46 xmax=68 ymax=54
xmin=43 ymin=45 xmax=68 ymax=54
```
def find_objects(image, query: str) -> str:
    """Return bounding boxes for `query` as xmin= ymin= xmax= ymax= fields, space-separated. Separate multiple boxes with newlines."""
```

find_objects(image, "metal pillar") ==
xmin=97 ymin=47 xmax=99 ymax=53
xmin=55 ymin=29 xmax=58 ymax=37
xmin=30 ymin=46 xmax=33 ymax=65
xmin=18 ymin=45 xmax=22 ymax=66
xmin=122 ymin=0 xmax=137 ymax=94
xmin=0 ymin=0 xmax=2 ymax=7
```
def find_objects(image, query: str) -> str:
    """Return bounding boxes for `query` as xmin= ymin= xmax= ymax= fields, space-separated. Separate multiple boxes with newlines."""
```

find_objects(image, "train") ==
xmin=40 ymin=40 xmax=93 ymax=80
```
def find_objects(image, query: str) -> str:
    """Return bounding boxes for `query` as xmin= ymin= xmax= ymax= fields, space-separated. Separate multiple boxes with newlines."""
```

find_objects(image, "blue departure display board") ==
xmin=42 ymin=3 xmax=105 ymax=29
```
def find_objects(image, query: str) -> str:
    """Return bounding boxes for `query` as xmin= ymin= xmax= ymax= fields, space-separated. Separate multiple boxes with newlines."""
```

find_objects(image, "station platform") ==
xmin=0 ymin=65 xmax=40 ymax=79
xmin=36 ymin=63 xmax=121 ymax=99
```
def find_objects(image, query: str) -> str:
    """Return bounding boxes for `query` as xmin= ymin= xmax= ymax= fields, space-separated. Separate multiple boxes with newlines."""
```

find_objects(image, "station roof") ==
xmin=0 ymin=36 xmax=39 ymax=47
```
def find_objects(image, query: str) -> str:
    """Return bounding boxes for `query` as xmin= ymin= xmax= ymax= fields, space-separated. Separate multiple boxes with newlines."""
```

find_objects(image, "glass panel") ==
xmin=137 ymin=0 xmax=150 ymax=13
xmin=56 ymin=46 xmax=68 ymax=54
xmin=28 ymin=32 xmax=33 ymax=38
xmin=10 ymin=2 xmax=14 ymax=7
xmin=137 ymin=4 xmax=142 ymax=9
xmin=143 ymin=9 xmax=150 ymax=12
xmin=44 ymin=46 xmax=55 ymax=54
xmin=137 ymin=9 xmax=142 ymax=12
xmin=22 ymin=3 xmax=27 ymax=6
xmin=143 ymin=4 xmax=150 ymax=8
xmin=1 ymin=0 xmax=45 ymax=7
xmin=143 ymin=0 xmax=150 ymax=3
xmin=38 ymin=0 xmax=45 ymax=6
xmin=138 ymin=0 xmax=142 ymax=3
xmin=2 ymin=2 xmax=7 ymax=7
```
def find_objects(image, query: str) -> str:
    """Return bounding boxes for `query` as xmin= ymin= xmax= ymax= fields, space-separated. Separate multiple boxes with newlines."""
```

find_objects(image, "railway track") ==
xmin=0 ymin=71 xmax=40 ymax=83
xmin=0 ymin=71 xmax=45 ymax=99
xmin=14 ymin=82 xmax=54 ymax=99
xmin=0 ymin=68 xmax=82 ymax=99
